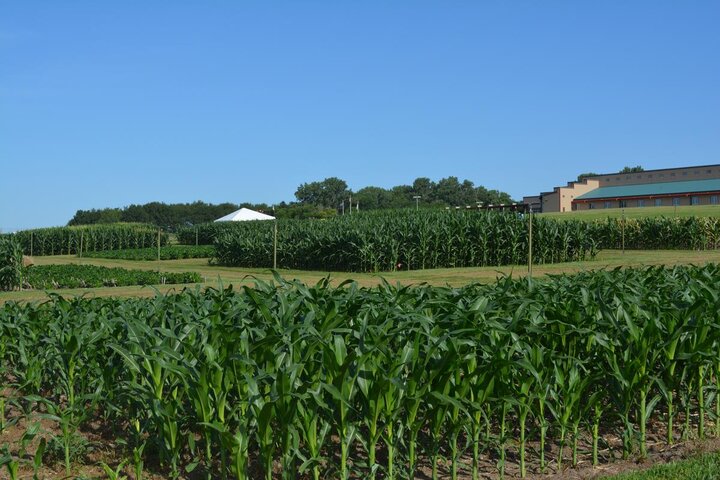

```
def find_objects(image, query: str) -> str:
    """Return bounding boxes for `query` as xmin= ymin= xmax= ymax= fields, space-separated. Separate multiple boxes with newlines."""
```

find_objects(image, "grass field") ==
xmin=541 ymin=204 xmax=720 ymax=221
xmin=3 ymin=248 xmax=720 ymax=303
xmin=607 ymin=451 xmax=720 ymax=479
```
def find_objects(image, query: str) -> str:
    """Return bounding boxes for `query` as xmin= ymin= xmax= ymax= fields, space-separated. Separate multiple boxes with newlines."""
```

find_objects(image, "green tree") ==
xmin=354 ymin=187 xmax=394 ymax=210
xmin=577 ymin=172 xmax=599 ymax=181
xmin=435 ymin=177 xmax=478 ymax=206
xmin=295 ymin=177 xmax=351 ymax=209
xmin=411 ymin=177 xmax=436 ymax=204
xmin=620 ymin=165 xmax=644 ymax=173
xmin=389 ymin=185 xmax=414 ymax=208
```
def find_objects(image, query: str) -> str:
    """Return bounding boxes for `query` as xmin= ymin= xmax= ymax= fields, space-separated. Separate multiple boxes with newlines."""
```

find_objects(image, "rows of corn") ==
xmin=83 ymin=245 xmax=215 ymax=261
xmin=179 ymin=211 xmax=596 ymax=271
xmin=591 ymin=216 xmax=720 ymax=249
xmin=4 ymin=224 xmax=168 ymax=257
xmin=178 ymin=212 xmax=720 ymax=272
xmin=24 ymin=264 xmax=201 ymax=289
xmin=2 ymin=266 xmax=720 ymax=478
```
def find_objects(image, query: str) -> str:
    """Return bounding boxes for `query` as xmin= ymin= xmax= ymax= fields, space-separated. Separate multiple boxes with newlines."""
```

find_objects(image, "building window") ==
xmin=712 ymin=195 xmax=718 ymax=205
xmin=605 ymin=179 xmax=610 ymax=182
xmin=589 ymin=203 xmax=595 ymax=209
xmin=648 ymin=174 xmax=653 ymax=178
xmin=708 ymin=170 xmax=712 ymax=174
xmin=673 ymin=198 xmax=680 ymax=206
xmin=619 ymin=200 xmax=628 ymax=208
xmin=655 ymin=199 xmax=662 ymax=207
xmin=615 ymin=177 xmax=620 ymax=181
xmin=671 ymin=173 xmax=676 ymax=177
xmin=637 ymin=175 xmax=642 ymax=179
xmin=692 ymin=196 xmax=700 ymax=205
xmin=660 ymin=173 xmax=665 ymax=177
xmin=683 ymin=172 xmax=688 ymax=176
xmin=695 ymin=171 xmax=700 ymax=174
xmin=604 ymin=201 xmax=612 ymax=209
xmin=638 ymin=199 xmax=645 ymax=207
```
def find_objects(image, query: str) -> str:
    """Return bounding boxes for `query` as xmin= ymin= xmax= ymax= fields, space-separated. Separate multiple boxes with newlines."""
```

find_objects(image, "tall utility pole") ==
xmin=349 ymin=196 xmax=352 ymax=215
xmin=413 ymin=195 xmax=421 ymax=210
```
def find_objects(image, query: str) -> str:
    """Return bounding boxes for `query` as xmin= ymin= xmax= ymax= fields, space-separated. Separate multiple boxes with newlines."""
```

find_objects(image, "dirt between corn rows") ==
xmin=1 ymin=391 xmax=719 ymax=480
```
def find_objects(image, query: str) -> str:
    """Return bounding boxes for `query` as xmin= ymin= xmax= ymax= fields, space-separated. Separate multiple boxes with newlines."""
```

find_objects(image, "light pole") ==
xmin=413 ymin=195 xmax=421 ymax=210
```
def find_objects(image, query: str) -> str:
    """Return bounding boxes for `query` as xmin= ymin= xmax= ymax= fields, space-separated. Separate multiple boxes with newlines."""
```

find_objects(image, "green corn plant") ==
xmin=3 ymin=264 xmax=720 ymax=479
xmin=322 ymin=334 xmax=359 ymax=480
xmin=101 ymin=461 xmax=128 ymax=480
xmin=0 ymin=445 xmax=20 ymax=480
xmin=247 ymin=375 xmax=276 ymax=480
xmin=35 ymin=397 xmax=76 ymax=476
xmin=602 ymin=299 xmax=663 ymax=458
xmin=0 ymin=236 xmax=24 ymax=291
xmin=296 ymin=388 xmax=330 ymax=480
xmin=17 ymin=422 xmax=46 ymax=477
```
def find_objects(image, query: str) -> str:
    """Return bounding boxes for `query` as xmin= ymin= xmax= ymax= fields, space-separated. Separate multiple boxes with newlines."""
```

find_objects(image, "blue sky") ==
xmin=1 ymin=1 xmax=719 ymax=231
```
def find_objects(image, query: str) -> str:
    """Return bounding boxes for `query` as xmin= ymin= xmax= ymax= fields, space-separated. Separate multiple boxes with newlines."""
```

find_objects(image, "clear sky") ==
xmin=2 ymin=1 xmax=719 ymax=231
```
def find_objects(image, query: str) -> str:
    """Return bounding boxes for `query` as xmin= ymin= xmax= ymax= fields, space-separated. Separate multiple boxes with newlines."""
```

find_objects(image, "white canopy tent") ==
xmin=215 ymin=207 xmax=275 ymax=222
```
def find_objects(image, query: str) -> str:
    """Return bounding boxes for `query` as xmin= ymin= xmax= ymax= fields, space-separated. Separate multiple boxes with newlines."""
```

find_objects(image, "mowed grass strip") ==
xmin=3 ymin=249 xmax=720 ymax=303
xmin=607 ymin=451 xmax=720 ymax=479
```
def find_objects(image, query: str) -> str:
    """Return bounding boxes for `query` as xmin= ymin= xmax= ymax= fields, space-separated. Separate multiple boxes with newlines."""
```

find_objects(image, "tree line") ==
xmin=67 ymin=176 xmax=516 ymax=229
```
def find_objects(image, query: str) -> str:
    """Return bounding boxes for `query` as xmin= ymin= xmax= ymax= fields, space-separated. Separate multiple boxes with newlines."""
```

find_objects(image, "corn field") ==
xmin=5 ymin=224 xmax=169 ymax=257
xmin=2 ymin=266 xmax=720 ymax=478
xmin=199 ymin=211 xmax=597 ymax=271
xmin=180 ymin=213 xmax=720 ymax=273
xmin=591 ymin=216 xmax=720 ymax=250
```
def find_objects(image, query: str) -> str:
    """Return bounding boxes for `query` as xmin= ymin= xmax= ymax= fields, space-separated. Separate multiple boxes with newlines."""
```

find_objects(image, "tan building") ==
xmin=528 ymin=164 xmax=720 ymax=213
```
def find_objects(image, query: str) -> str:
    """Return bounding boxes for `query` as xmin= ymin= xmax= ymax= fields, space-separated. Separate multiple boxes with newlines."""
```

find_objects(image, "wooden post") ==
xmin=273 ymin=220 xmax=278 ymax=270
xmin=528 ymin=207 xmax=533 ymax=279
xmin=79 ymin=231 xmax=84 ymax=258
xmin=621 ymin=208 xmax=625 ymax=254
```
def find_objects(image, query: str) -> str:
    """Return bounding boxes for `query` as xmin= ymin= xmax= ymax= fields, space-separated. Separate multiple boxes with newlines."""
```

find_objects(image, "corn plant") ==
xmin=2 ymin=265 xmax=720 ymax=478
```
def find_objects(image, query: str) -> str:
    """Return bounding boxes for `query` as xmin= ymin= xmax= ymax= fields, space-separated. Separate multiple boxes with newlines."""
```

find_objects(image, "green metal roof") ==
xmin=575 ymin=179 xmax=720 ymax=201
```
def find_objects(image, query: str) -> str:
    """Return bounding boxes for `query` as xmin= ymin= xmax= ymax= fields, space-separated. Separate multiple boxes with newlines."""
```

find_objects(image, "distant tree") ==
xmin=577 ymin=172 xmax=600 ymax=181
xmin=354 ymin=186 xmax=394 ymax=210
xmin=295 ymin=177 xmax=351 ymax=209
xmin=68 ymin=208 xmax=122 ymax=226
xmin=389 ymin=185 xmax=414 ymax=208
xmin=435 ymin=177 xmax=478 ymax=206
xmin=411 ymin=177 xmax=436 ymax=203
xmin=476 ymin=186 xmax=513 ymax=205
xmin=620 ymin=165 xmax=644 ymax=173
xmin=275 ymin=203 xmax=336 ymax=219
xmin=68 ymin=175 xmax=517 ymax=226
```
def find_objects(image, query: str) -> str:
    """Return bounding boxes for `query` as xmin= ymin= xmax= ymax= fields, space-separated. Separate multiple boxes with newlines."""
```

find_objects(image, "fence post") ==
xmin=528 ymin=206 xmax=533 ymax=279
